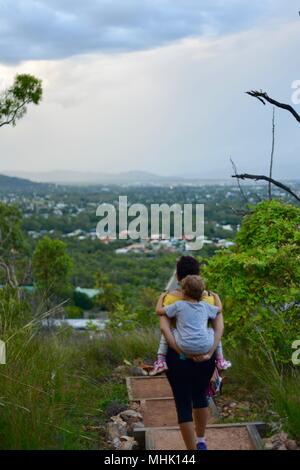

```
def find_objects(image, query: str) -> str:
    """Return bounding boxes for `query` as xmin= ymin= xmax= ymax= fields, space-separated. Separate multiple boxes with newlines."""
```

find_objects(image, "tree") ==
xmin=73 ymin=290 xmax=94 ymax=310
xmin=0 ymin=74 xmax=42 ymax=128
xmin=232 ymin=89 xmax=300 ymax=202
xmin=0 ymin=203 xmax=27 ymax=289
xmin=203 ymin=200 xmax=300 ymax=364
xmin=95 ymin=273 xmax=121 ymax=311
xmin=32 ymin=237 xmax=73 ymax=300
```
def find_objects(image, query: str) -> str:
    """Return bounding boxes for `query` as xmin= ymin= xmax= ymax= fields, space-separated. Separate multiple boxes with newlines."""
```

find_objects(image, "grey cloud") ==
xmin=0 ymin=0 xmax=293 ymax=63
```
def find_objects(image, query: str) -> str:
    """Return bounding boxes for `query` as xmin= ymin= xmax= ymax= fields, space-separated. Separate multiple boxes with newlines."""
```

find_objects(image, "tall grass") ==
xmin=0 ymin=288 xmax=159 ymax=449
xmin=225 ymin=336 xmax=300 ymax=440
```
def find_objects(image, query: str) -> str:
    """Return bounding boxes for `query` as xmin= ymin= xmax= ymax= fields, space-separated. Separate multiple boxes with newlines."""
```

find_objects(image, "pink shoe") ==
xmin=149 ymin=360 xmax=168 ymax=376
xmin=216 ymin=357 xmax=232 ymax=370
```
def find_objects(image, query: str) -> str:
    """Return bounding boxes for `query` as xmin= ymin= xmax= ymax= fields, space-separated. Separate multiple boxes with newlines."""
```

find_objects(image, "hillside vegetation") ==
xmin=0 ymin=199 xmax=299 ymax=448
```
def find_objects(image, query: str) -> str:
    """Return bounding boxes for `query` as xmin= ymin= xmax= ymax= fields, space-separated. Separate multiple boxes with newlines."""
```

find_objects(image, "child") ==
xmin=150 ymin=275 xmax=231 ymax=375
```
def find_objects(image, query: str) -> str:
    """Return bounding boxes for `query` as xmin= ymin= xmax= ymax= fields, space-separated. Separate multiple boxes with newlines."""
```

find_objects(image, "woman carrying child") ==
xmin=154 ymin=256 xmax=225 ymax=450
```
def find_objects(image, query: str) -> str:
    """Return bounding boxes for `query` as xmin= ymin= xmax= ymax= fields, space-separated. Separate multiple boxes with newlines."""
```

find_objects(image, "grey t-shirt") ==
xmin=165 ymin=300 xmax=220 ymax=354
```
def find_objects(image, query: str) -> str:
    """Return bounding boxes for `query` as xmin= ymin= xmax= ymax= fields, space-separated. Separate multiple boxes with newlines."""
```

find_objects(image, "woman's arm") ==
xmin=156 ymin=292 xmax=167 ymax=316
xmin=208 ymin=292 xmax=224 ymax=354
xmin=209 ymin=311 xmax=224 ymax=355
xmin=211 ymin=292 xmax=222 ymax=311
xmin=159 ymin=315 xmax=182 ymax=355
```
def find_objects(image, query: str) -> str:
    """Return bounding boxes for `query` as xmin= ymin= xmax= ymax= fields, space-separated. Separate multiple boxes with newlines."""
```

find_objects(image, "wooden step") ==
xmin=126 ymin=376 xmax=172 ymax=400
xmin=127 ymin=376 xmax=218 ymax=428
xmin=139 ymin=397 xmax=216 ymax=427
xmin=135 ymin=423 xmax=264 ymax=450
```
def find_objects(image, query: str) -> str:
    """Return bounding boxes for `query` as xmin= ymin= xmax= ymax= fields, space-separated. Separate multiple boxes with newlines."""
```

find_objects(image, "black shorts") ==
xmin=166 ymin=347 xmax=216 ymax=424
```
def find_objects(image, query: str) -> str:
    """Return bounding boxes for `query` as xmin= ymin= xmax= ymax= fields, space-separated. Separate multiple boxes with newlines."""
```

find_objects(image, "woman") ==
xmin=159 ymin=256 xmax=224 ymax=450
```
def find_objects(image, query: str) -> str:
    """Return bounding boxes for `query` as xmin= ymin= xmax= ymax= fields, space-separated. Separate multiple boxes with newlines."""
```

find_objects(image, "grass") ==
xmin=0 ymin=288 xmax=159 ymax=449
xmin=221 ymin=342 xmax=300 ymax=440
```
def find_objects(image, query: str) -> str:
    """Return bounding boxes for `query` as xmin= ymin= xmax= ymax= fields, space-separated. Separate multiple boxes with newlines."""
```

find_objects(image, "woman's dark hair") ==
xmin=176 ymin=256 xmax=200 ymax=281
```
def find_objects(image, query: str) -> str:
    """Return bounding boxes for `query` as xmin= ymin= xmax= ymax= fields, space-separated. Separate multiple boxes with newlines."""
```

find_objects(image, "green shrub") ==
xmin=204 ymin=200 xmax=300 ymax=364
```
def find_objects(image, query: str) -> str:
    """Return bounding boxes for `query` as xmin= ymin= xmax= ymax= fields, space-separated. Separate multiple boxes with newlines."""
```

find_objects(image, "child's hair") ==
xmin=181 ymin=275 xmax=205 ymax=301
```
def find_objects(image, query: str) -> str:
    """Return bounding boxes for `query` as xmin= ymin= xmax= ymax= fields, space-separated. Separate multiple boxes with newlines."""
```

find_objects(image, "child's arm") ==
xmin=156 ymin=292 xmax=167 ymax=316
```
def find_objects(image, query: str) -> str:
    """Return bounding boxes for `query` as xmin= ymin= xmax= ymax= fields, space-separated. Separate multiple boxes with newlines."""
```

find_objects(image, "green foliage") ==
xmin=64 ymin=305 xmax=83 ymax=319
xmin=0 ymin=203 xmax=29 ymax=287
xmin=107 ymin=302 xmax=139 ymax=331
xmin=236 ymin=200 xmax=300 ymax=249
xmin=95 ymin=273 xmax=121 ymax=311
xmin=0 ymin=74 xmax=42 ymax=128
xmin=32 ymin=237 xmax=73 ymax=298
xmin=96 ymin=270 xmax=159 ymax=331
xmin=73 ymin=290 xmax=94 ymax=310
xmin=0 ymin=203 xmax=25 ymax=254
xmin=204 ymin=200 xmax=300 ymax=364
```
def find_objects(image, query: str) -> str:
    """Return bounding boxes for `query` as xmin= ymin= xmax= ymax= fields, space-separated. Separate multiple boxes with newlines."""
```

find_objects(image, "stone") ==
xmin=113 ymin=365 xmax=128 ymax=375
xmin=286 ymin=439 xmax=298 ymax=451
xmin=111 ymin=437 xmax=121 ymax=450
xmin=278 ymin=432 xmax=288 ymax=443
xmin=133 ymin=421 xmax=145 ymax=429
xmin=119 ymin=409 xmax=143 ymax=423
xmin=130 ymin=366 xmax=148 ymax=377
xmin=118 ymin=436 xmax=138 ymax=450
xmin=108 ymin=417 xmax=128 ymax=440
xmin=264 ymin=442 xmax=274 ymax=450
xmin=277 ymin=444 xmax=287 ymax=451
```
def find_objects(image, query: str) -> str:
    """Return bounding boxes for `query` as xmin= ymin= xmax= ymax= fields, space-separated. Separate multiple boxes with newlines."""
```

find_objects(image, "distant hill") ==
xmin=0 ymin=174 xmax=53 ymax=192
xmin=2 ymin=169 xmax=170 ymax=185
xmin=2 ymin=169 xmax=232 ymax=186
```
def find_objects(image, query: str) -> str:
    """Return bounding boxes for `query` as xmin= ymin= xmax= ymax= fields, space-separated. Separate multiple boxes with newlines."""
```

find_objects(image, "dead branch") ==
xmin=230 ymin=158 xmax=249 ymax=204
xmin=269 ymin=108 xmax=275 ymax=200
xmin=232 ymin=174 xmax=300 ymax=203
xmin=246 ymin=90 xmax=300 ymax=124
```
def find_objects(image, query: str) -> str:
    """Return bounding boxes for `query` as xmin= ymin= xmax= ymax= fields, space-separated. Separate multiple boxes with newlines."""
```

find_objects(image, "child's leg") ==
xmin=150 ymin=334 xmax=169 ymax=375
xmin=215 ymin=340 xmax=232 ymax=370
xmin=157 ymin=334 xmax=168 ymax=361
xmin=208 ymin=328 xmax=231 ymax=369
xmin=216 ymin=340 xmax=223 ymax=358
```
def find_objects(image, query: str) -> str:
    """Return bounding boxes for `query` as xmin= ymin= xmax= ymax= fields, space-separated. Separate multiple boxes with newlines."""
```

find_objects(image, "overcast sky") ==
xmin=0 ymin=0 xmax=299 ymax=178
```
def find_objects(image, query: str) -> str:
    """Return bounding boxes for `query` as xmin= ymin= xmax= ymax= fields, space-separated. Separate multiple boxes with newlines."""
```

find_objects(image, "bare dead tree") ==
xmin=269 ymin=108 xmax=275 ymax=200
xmin=232 ymin=91 xmax=299 ymax=204
xmin=246 ymin=90 xmax=300 ymax=124
xmin=232 ymin=174 xmax=300 ymax=203
xmin=230 ymin=157 xmax=249 ymax=203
